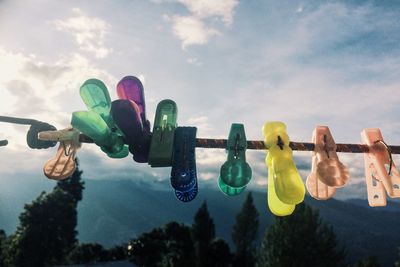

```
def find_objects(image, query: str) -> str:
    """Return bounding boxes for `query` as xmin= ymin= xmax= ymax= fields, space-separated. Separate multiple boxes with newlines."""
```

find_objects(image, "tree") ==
xmin=232 ymin=192 xmax=259 ymax=267
xmin=353 ymin=256 xmax=381 ymax=267
xmin=4 ymin=161 xmax=84 ymax=267
xmin=192 ymin=201 xmax=216 ymax=267
xmin=67 ymin=243 xmax=108 ymax=264
xmin=0 ymin=230 xmax=7 ymax=266
xmin=129 ymin=222 xmax=195 ymax=267
xmin=257 ymin=203 xmax=345 ymax=267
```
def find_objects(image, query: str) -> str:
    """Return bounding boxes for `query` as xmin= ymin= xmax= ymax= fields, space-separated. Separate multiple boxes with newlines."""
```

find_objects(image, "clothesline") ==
xmin=2 ymin=115 xmax=400 ymax=153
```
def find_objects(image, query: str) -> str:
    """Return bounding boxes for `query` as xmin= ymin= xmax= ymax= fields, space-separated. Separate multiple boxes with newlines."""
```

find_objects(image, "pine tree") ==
xmin=192 ymin=201 xmax=216 ymax=267
xmin=232 ymin=192 xmax=259 ymax=267
xmin=257 ymin=203 xmax=345 ymax=267
xmin=4 ymin=161 xmax=84 ymax=267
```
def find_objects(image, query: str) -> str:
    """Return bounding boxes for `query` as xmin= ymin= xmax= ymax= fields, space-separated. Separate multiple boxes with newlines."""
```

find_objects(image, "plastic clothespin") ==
xmin=71 ymin=111 xmax=128 ymax=158
xmin=306 ymin=126 xmax=349 ymax=200
xmin=39 ymin=128 xmax=81 ymax=180
xmin=361 ymin=128 xmax=400 ymax=206
xmin=148 ymin=100 xmax=178 ymax=167
xmin=218 ymin=123 xmax=252 ymax=196
xmin=116 ymin=76 xmax=151 ymax=133
xmin=263 ymin=121 xmax=305 ymax=216
xmin=170 ymin=127 xmax=198 ymax=202
xmin=74 ymin=79 xmax=128 ymax=158
xmin=111 ymin=99 xmax=150 ymax=163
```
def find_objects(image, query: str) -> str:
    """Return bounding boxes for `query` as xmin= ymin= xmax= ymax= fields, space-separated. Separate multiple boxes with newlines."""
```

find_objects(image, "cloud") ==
xmin=52 ymin=8 xmax=112 ymax=58
xmin=175 ymin=0 xmax=239 ymax=25
xmin=171 ymin=15 xmax=220 ymax=49
xmin=156 ymin=0 xmax=238 ymax=49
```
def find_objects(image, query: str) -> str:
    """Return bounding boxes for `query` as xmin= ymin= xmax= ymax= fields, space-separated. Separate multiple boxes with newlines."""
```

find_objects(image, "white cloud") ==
xmin=176 ymin=0 xmax=239 ymax=25
xmin=171 ymin=15 xmax=220 ymax=49
xmin=52 ymin=8 xmax=112 ymax=58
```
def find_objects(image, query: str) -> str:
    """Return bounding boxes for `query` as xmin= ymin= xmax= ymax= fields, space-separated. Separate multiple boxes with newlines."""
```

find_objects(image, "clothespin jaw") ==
xmin=306 ymin=126 xmax=349 ymax=200
xmin=38 ymin=127 xmax=81 ymax=147
xmin=170 ymin=127 xmax=198 ymax=202
xmin=71 ymin=111 xmax=128 ymax=158
xmin=262 ymin=121 xmax=305 ymax=216
xmin=148 ymin=99 xmax=178 ymax=167
xmin=80 ymin=79 xmax=113 ymax=127
xmin=362 ymin=128 xmax=400 ymax=206
xmin=116 ymin=76 xmax=151 ymax=132
xmin=111 ymin=99 xmax=150 ymax=163
xmin=218 ymin=123 xmax=252 ymax=196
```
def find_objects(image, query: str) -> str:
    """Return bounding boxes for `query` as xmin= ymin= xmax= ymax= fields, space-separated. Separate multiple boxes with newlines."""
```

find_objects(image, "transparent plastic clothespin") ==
xmin=306 ymin=126 xmax=349 ymax=200
xmin=218 ymin=123 xmax=252 ymax=196
xmin=263 ymin=121 xmax=305 ymax=216
xmin=148 ymin=100 xmax=178 ymax=167
xmin=170 ymin=127 xmax=198 ymax=202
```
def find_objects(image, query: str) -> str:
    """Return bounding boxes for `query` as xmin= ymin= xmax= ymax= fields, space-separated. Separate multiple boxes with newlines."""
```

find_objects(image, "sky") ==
xmin=0 ymin=0 xmax=400 ymax=201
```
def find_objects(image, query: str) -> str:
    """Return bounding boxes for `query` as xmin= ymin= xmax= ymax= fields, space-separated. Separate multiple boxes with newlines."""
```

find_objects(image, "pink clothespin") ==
xmin=361 ymin=128 xmax=400 ymax=206
xmin=306 ymin=126 xmax=349 ymax=200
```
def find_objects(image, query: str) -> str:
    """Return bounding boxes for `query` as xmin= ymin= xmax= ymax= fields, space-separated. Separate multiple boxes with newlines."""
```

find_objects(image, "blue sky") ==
xmin=0 ymin=0 xmax=400 ymax=200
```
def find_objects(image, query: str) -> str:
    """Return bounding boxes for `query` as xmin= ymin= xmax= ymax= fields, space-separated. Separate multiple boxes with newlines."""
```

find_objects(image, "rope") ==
xmin=3 ymin=115 xmax=400 ymax=154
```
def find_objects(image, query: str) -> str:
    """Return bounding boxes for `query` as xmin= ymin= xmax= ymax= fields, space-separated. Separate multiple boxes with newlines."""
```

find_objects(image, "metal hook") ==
xmin=62 ymin=142 xmax=72 ymax=157
xmin=374 ymin=140 xmax=393 ymax=176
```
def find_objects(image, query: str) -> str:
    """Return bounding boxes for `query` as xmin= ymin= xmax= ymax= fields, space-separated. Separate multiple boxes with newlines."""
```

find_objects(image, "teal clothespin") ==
xmin=218 ymin=123 xmax=252 ymax=196
xmin=72 ymin=79 xmax=128 ymax=158
xmin=148 ymin=100 xmax=178 ymax=167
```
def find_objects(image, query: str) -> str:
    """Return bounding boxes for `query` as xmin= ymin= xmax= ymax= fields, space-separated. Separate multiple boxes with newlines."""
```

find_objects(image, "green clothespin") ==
xmin=80 ymin=79 xmax=113 ymax=127
xmin=218 ymin=123 xmax=252 ymax=196
xmin=148 ymin=100 xmax=178 ymax=167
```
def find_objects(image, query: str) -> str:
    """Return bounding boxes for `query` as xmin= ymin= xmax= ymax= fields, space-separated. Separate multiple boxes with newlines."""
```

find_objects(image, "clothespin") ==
xmin=74 ymin=79 xmax=128 ymax=158
xmin=71 ymin=110 xmax=128 ymax=158
xmin=218 ymin=123 xmax=252 ymax=196
xmin=111 ymin=99 xmax=150 ymax=163
xmin=116 ymin=76 xmax=151 ymax=133
xmin=0 ymin=140 xmax=8 ymax=147
xmin=148 ymin=100 xmax=178 ymax=167
xmin=306 ymin=126 xmax=349 ymax=200
xmin=262 ymin=121 xmax=305 ymax=216
xmin=361 ymin=128 xmax=400 ymax=206
xmin=39 ymin=128 xmax=81 ymax=180
xmin=80 ymin=79 xmax=113 ymax=127
xmin=170 ymin=127 xmax=198 ymax=202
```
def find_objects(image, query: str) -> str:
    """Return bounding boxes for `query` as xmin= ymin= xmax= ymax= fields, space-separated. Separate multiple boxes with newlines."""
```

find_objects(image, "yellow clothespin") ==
xmin=262 ymin=121 xmax=305 ymax=216
xmin=39 ymin=128 xmax=81 ymax=180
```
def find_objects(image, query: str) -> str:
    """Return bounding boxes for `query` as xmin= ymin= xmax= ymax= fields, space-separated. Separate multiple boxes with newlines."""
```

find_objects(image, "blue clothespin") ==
xmin=170 ymin=127 xmax=198 ymax=202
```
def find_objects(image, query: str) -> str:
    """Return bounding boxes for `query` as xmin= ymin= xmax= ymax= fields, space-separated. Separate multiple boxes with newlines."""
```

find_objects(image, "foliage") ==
xmin=3 ymin=161 xmax=84 ymax=267
xmin=353 ymin=256 xmax=381 ymax=267
xmin=232 ymin=192 xmax=259 ymax=267
xmin=257 ymin=203 xmax=345 ymax=267
xmin=128 ymin=221 xmax=195 ymax=267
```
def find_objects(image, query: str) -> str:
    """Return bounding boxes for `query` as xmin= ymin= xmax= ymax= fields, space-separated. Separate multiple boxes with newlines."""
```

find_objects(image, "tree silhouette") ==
xmin=232 ymin=192 xmax=259 ymax=267
xmin=4 ymin=161 xmax=84 ymax=267
xmin=67 ymin=243 xmax=108 ymax=264
xmin=129 ymin=221 xmax=195 ymax=267
xmin=192 ymin=201 xmax=216 ymax=267
xmin=353 ymin=256 xmax=381 ymax=267
xmin=257 ymin=203 xmax=345 ymax=267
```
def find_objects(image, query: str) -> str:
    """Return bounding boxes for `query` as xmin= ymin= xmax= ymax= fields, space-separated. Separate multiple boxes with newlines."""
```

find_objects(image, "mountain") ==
xmin=0 ymin=176 xmax=399 ymax=266
xmin=76 ymin=179 xmax=400 ymax=266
